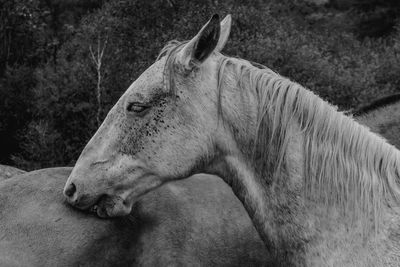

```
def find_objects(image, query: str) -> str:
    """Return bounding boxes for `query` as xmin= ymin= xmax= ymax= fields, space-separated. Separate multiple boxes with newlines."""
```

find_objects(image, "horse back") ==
xmin=355 ymin=93 xmax=400 ymax=149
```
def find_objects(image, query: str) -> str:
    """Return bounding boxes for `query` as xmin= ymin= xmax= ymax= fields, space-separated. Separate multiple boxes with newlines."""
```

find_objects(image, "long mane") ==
xmin=159 ymin=41 xmax=400 ymax=230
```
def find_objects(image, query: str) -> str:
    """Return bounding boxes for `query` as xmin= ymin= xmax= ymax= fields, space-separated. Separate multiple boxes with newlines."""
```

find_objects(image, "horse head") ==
xmin=64 ymin=15 xmax=239 ymax=217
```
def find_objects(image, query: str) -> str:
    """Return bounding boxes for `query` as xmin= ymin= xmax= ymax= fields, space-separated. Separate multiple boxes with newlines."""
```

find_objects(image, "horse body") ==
xmin=0 ymin=164 xmax=25 ymax=180
xmin=64 ymin=15 xmax=400 ymax=266
xmin=0 ymin=167 xmax=269 ymax=266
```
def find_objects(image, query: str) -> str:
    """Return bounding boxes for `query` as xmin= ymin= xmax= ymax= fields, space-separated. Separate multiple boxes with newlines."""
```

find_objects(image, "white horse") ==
xmin=0 ymin=168 xmax=269 ymax=266
xmin=64 ymin=15 xmax=400 ymax=266
xmin=0 ymin=164 xmax=25 ymax=180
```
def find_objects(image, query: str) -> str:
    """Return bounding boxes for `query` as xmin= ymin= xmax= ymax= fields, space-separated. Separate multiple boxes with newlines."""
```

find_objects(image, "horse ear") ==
xmin=177 ymin=14 xmax=221 ymax=69
xmin=215 ymin=15 xmax=232 ymax=53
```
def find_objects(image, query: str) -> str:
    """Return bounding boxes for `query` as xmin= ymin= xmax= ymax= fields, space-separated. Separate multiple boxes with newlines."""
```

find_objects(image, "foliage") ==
xmin=351 ymin=0 xmax=400 ymax=37
xmin=0 ymin=66 xmax=34 ymax=164
xmin=0 ymin=0 xmax=103 ymax=166
xmin=1 ymin=0 xmax=400 ymax=170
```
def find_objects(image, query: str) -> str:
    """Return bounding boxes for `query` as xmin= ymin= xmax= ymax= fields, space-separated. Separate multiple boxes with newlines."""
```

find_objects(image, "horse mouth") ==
xmin=89 ymin=195 xmax=132 ymax=218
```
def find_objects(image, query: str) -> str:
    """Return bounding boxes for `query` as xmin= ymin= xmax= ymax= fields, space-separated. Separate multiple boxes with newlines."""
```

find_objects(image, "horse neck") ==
xmin=209 ymin=61 xmax=308 ymax=264
xmin=209 ymin=59 xmax=400 ymax=264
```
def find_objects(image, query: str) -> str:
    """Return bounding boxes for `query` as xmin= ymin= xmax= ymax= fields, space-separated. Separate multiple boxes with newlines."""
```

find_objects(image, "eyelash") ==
xmin=126 ymin=102 xmax=150 ymax=114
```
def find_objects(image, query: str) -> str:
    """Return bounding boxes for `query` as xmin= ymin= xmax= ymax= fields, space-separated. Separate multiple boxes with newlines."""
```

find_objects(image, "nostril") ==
xmin=64 ymin=183 xmax=76 ymax=198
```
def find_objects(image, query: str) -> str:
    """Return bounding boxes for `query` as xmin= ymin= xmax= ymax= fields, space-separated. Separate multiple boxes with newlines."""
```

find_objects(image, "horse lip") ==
xmin=92 ymin=194 xmax=132 ymax=217
xmin=67 ymin=194 xmax=103 ymax=211
xmin=69 ymin=199 xmax=100 ymax=214
xmin=89 ymin=204 xmax=99 ymax=214
xmin=73 ymin=200 xmax=96 ymax=210
xmin=68 ymin=193 xmax=130 ymax=217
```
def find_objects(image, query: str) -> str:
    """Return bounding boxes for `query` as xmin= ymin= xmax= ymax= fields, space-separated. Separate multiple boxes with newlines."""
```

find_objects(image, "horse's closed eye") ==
xmin=126 ymin=102 xmax=150 ymax=115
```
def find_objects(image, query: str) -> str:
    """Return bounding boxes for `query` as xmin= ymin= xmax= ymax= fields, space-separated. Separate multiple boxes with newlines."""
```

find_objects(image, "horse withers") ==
xmin=0 ymin=164 xmax=25 ymax=180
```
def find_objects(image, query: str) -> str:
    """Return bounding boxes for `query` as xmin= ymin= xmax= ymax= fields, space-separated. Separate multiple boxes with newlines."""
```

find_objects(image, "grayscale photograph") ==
xmin=1 ymin=0 xmax=400 ymax=266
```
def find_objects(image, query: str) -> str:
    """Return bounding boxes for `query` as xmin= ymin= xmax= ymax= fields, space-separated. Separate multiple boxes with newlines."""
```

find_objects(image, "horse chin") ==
xmin=91 ymin=195 xmax=132 ymax=218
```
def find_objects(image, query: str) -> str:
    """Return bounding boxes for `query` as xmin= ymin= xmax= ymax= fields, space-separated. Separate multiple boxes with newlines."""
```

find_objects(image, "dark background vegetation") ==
xmin=1 ymin=0 xmax=400 ymax=170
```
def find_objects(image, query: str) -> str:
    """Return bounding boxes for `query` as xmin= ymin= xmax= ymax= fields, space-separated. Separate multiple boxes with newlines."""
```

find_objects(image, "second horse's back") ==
xmin=355 ymin=93 xmax=400 ymax=149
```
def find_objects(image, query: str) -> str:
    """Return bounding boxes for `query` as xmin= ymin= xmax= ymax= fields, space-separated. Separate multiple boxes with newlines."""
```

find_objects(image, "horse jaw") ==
xmin=65 ymin=150 xmax=168 ymax=217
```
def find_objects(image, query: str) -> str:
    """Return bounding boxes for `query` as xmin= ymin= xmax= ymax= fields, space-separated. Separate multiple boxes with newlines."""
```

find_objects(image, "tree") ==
xmin=89 ymin=33 xmax=108 ymax=126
